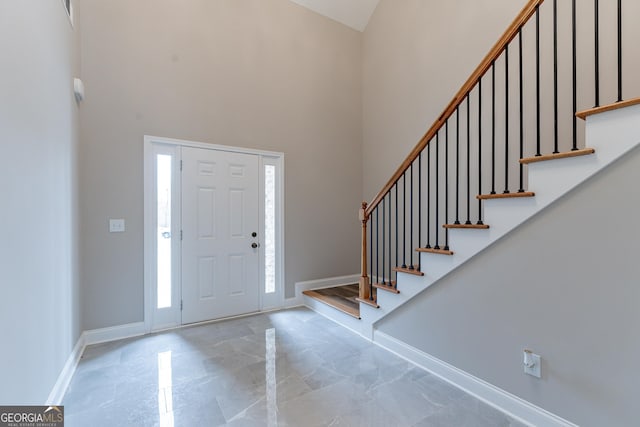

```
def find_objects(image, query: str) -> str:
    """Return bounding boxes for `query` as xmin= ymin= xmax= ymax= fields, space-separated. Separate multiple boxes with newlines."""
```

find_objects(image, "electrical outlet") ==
xmin=523 ymin=350 xmax=541 ymax=378
xmin=109 ymin=219 xmax=125 ymax=233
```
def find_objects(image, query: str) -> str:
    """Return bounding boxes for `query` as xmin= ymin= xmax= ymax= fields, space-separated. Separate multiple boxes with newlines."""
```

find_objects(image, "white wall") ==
xmin=0 ymin=0 xmax=81 ymax=403
xmin=363 ymin=0 xmax=527 ymax=201
xmin=79 ymin=0 xmax=363 ymax=329
xmin=378 ymin=144 xmax=640 ymax=426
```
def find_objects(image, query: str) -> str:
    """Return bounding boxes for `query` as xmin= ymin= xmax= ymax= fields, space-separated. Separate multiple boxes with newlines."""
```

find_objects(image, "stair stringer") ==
xmin=357 ymin=103 xmax=640 ymax=337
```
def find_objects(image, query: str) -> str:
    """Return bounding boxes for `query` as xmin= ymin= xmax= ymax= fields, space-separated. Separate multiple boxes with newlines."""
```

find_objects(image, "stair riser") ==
xmin=362 ymin=273 xmax=429 ymax=327
xmin=375 ymin=289 xmax=409 ymax=308
xmin=303 ymin=294 xmax=366 ymax=336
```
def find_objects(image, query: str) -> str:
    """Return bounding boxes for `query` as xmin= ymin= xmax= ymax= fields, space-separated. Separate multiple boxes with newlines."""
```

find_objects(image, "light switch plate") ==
xmin=109 ymin=219 xmax=125 ymax=233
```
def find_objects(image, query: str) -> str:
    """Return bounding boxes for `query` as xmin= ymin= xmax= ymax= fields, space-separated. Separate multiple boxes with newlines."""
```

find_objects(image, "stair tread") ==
xmin=416 ymin=247 xmax=454 ymax=255
xmin=520 ymin=148 xmax=595 ymax=164
xmin=393 ymin=266 xmax=424 ymax=276
xmin=477 ymin=191 xmax=535 ymax=200
xmin=303 ymin=287 xmax=361 ymax=319
xmin=576 ymin=97 xmax=640 ymax=120
xmin=373 ymin=281 xmax=400 ymax=294
xmin=444 ymin=223 xmax=490 ymax=229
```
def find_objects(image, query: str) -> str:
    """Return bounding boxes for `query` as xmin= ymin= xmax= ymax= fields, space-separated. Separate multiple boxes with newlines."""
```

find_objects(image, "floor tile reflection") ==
xmin=63 ymin=308 xmax=526 ymax=426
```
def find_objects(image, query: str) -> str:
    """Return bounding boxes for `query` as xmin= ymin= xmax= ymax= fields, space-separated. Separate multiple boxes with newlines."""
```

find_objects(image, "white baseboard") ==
xmin=291 ymin=273 xmax=360 ymax=307
xmin=83 ymin=321 xmax=147 ymax=346
xmin=46 ymin=321 xmax=149 ymax=404
xmin=284 ymin=297 xmax=303 ymax=308
xmin=46 ymin=334 xmax=86 ymax=405
xmin=373 ymin=331 xmax=578 ymax=427
xmin=295 ymin=273 xmax=360 ymax=292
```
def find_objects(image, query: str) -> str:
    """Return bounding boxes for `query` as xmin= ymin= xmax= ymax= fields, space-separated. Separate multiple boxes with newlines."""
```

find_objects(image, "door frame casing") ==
xmin=143 ymin=135 xmax=285 ymax=332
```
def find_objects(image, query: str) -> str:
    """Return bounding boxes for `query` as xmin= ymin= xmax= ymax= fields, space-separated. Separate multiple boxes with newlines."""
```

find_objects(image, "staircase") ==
xmin=304 ymin=0 xmax=640 ymax=340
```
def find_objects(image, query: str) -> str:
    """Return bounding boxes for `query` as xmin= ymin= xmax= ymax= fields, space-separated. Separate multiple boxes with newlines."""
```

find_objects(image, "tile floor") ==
xmin=63 ymin=308 xmax=526 ymax=426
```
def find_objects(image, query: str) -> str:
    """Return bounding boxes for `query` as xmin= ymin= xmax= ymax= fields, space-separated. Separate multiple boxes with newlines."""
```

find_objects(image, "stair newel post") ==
xmin=359 ymin=201 xmax=371 ymax=301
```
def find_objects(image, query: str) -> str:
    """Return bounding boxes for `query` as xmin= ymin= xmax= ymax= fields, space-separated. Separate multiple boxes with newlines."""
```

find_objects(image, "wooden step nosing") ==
xmin=392 ymin=266 xmax=424 ymax=276
xmin=443 ymin=223 xmax=490 ymax=229
xmin=477 ymin=191 xmax=535 ymax=200
xmin=416 ymin=247 xmax=454 ymax=255
xmin=520 ymin=148 xmax=595 ymax=165
xmin=576 ymin=97 xmax=640 ymax=120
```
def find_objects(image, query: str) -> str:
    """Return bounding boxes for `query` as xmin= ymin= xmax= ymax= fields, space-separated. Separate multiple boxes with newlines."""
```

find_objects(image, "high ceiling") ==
xmin=288 ymin=0 xmax=380 ymax=32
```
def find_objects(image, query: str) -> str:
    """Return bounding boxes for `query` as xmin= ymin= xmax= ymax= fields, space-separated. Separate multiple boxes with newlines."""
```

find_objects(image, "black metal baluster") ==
xmin=444 ymin=120 xmax=450 ymax=251
xmin=395 ymin=183 xmax=398 ymax=277
xmin=435 ymin=132 xmax=440 ymax=250
xmin=594 ymin=0 xmax=600 ymax=107
xmin=427 ymin=142 xmax=432 ymax=248
xmin=375 ymin=206 xmax=379 ymax=287
xmin=369 ymin=214 xmax=372 ymax=288
xmin=466 ymin=95 xmax=472 ymax=225
xmin=519 ymin=28 xmax=525 ymax=193
xmin=504 ymin=44 xmax=510 ymax=194
xmin=554 ymin=0 xmax=559 ymax=153
xmin=388 ymin=194 xmax=392 ymax=286
xmin=409 ymin=163 xmax=414 ymax=269
xmin=478 ymin=80 xmax=484 ymax=225
xmin=572 ymin=0 xmax=578 ymax=151
xmin=418 ymin=153 xmax=422 ymax=269
xmin=455 ymin=107 xmax=461 ymax=224
xmin=402 ymin=173 xmax=406 ymax=269
xmin=491 ymin=62 xmax=496 ymax=195
xmin=382 ymin=194 xmax=385 ymax=285
xmin=536 ymin=5 xmax=541 ymax=157
xmin=617 ymin=0 xmax=623 ymax=102
xmin=370 ymin=213 xmax=374 ymax=300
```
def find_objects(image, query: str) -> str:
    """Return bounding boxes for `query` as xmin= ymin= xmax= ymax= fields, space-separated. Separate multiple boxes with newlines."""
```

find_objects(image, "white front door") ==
xmin=181 ymin=147 xmax=260 ymax=324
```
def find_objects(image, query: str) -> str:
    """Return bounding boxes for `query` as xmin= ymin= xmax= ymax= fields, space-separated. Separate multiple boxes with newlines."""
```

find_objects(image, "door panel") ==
xmin=229 ymin=255 xmax=246 ymax=295
xmin=181 ymin=147 xmax=260 ymax=324
xmin=198 ymin=256 xmax=216 ymax=299
xmin=197 ymin=187 xmax=216 ymax=238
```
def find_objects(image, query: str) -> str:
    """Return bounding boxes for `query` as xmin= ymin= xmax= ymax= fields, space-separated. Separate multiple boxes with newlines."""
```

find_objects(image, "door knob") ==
xmin=251 ymin=242 xmax=260 ymax=249
xmin=251 ymin=232 xmax=257 ymax=237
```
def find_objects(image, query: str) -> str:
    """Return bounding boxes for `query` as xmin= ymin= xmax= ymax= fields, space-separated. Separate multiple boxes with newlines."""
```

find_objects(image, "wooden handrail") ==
xmin=365 ymin=0 xmax=545 ymax=217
